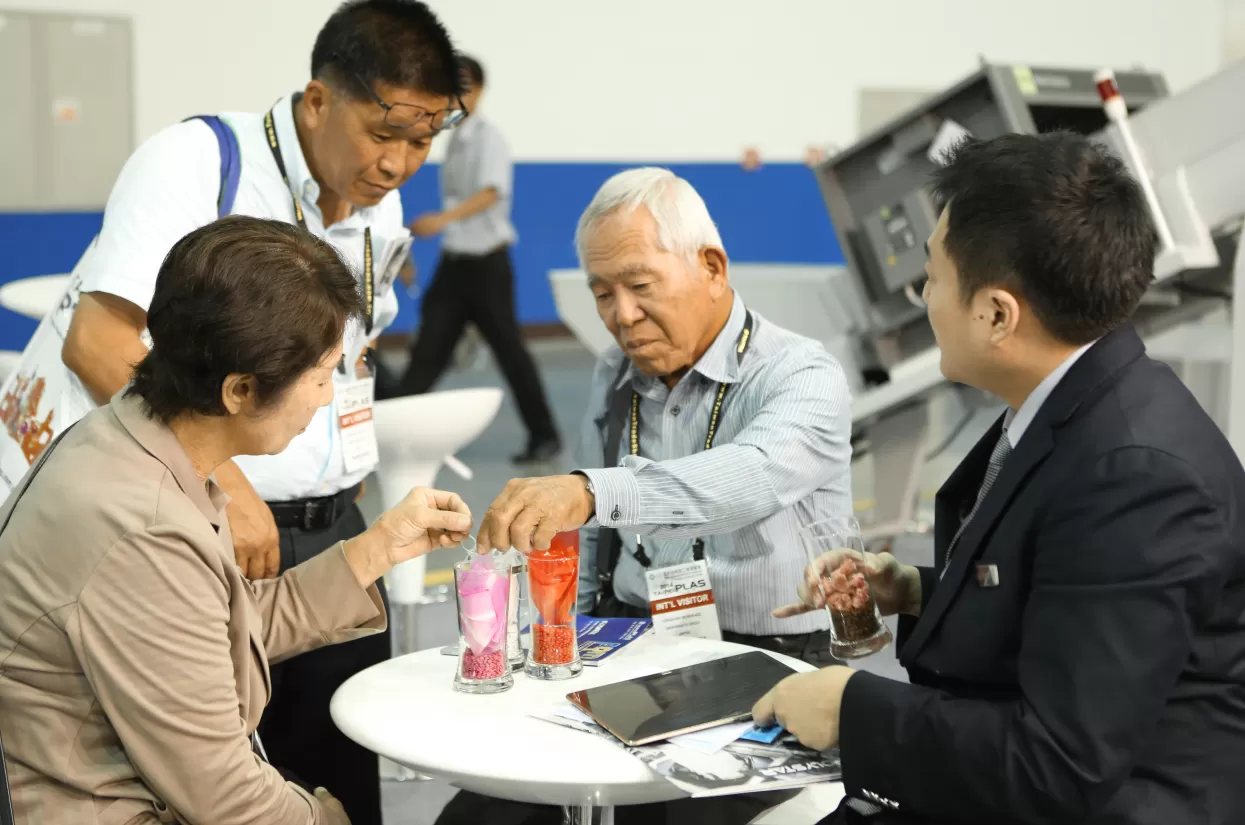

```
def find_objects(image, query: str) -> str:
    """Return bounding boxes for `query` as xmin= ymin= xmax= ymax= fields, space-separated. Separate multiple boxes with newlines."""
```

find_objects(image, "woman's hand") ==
xmin=343 ymin=487 xmax=472 ymax=588
xmin=772 ymin=549 xmax=922 ymax=619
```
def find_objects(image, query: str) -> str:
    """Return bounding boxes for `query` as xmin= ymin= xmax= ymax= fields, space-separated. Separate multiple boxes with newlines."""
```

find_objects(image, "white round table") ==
xmin=0 ymin=274 xmax=73 ymax=320
xmin=331 ymin=635 xmax=839 ymax=823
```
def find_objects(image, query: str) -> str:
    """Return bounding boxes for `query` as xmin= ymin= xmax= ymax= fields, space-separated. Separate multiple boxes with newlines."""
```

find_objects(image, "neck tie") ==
xmin=943 ymin=427 xmax=1013 ymax=567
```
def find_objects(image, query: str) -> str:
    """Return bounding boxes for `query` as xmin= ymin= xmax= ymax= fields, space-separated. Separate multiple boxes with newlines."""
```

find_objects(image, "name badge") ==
xmin=644 ymin=559 xmax=722 ymax=641
xmin=336 ymin=377 xmax=379 ymax=474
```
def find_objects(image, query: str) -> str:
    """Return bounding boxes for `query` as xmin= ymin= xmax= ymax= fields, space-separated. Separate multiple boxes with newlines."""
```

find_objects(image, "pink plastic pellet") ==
xmin=461 ymin=649 xmax=505 ymax=680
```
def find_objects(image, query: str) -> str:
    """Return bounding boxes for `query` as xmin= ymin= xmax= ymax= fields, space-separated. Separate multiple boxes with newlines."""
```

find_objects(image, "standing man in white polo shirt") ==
xmin=0 ymin=2 xmax=463 ymax=822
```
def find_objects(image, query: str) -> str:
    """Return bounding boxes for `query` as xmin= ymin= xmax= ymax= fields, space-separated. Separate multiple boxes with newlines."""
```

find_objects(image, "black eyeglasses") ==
xmin=340 ymin=61 xmax=467 ymax=132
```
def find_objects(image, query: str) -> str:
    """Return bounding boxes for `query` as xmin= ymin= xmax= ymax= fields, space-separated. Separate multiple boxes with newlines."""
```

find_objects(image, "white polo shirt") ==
xmin=74 ymin=95 xmax=406 ymax=501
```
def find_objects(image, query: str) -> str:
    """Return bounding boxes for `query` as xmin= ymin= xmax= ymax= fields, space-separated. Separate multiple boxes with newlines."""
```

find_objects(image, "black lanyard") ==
xmin=263 ymin=106 xmax=374 ymax=337
xmin=630 ymin=310 xmax=754 ymax=567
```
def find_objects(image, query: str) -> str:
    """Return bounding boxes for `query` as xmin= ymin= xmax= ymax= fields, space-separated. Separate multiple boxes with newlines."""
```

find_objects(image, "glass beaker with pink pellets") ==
xmin=452 ymin=553 xmax=514 ymax=694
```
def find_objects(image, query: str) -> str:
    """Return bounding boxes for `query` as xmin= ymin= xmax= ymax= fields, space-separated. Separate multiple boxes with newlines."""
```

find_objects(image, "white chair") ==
xmin=0 ymin=351 xmax=21 ymax=385
xmin=373 ymin=387 xmax=503 ymax=605
xmin=0 ymin=274 xmax=73 ymax=321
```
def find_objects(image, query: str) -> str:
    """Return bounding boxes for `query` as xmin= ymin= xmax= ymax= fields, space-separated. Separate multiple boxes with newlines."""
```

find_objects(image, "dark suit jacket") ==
xmin=838 ymin=325 xmax=1245 ymax=825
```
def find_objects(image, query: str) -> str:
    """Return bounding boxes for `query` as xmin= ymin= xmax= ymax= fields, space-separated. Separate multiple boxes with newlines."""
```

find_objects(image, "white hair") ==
xmin=574 ymin=167 xmax=724 ymax=270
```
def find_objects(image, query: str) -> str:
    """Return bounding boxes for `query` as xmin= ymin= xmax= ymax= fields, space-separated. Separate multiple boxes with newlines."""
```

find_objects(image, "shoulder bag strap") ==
xmin=185 ymin=115 xmax=242 ymax=218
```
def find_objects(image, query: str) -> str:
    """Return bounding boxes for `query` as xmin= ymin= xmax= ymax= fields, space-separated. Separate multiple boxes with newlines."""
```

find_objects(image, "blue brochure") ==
xmin=576 ymin=616 xmax=653 ymax=665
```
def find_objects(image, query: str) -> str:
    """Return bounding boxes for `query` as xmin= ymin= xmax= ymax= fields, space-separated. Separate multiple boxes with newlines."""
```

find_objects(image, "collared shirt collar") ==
xmin=110 ymin=391 xmax=230 ymax=526
xmin=271 ymin=93 xmax=376 ymax=225
xmin=1003 ymin=339 xmax=1098 ymax=448
xmin=612 ymin=293 xmax=747 ymax=391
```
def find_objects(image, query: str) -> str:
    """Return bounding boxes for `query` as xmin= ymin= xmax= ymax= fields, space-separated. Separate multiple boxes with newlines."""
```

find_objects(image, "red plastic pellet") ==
xmin=533 ymin=624 xmax=575 ymax=665
xmin=461 ymin=649 xmax=505 ymax=680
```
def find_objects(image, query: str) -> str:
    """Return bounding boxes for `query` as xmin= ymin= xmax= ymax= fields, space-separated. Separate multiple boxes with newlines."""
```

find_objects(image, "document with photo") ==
xmin=532 ymin=707 xmax=841 ymax=797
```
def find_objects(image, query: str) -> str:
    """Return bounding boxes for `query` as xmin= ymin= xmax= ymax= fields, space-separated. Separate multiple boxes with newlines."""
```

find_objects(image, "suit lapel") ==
xmin=898 ymin=323 xmax=1148 ymax=665
xmin=900 ymin=420 xmax=1054 ymax=663
xmin=931 ymin=415 xmax=1003 ymax=556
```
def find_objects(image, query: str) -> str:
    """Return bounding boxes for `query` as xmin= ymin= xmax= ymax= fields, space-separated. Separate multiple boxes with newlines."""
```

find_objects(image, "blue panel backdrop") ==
xmin=0 ymin=163 xmax=843 ymax=352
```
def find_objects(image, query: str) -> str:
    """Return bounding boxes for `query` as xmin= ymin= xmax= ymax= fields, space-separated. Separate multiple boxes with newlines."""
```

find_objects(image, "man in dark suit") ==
xmin=755 ymin=132 xmax=1245 ymax=825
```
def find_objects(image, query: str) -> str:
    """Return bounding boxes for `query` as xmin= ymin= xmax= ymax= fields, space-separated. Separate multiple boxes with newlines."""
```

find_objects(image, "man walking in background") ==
xmin=395 ymin=54 xmax=562 ymax=465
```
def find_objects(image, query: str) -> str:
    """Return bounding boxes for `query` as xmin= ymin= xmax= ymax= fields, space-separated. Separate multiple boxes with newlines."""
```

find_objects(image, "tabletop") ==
xmin=331 ymin=634 xmax=834 ymax=809
xmin=0 ymin=274 xmax=72 ymax=320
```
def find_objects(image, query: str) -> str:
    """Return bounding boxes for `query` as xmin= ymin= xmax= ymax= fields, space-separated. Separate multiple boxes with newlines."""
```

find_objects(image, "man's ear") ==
xmin=983 ymin=287 xmax=1022 ymax=345
xmin=221 ymin=373 xmax=257 ymax=416
xmin=701 ymin=247 xmax=729 ymax=298
xmin=301 ymin=79 xmax=333 ymax=129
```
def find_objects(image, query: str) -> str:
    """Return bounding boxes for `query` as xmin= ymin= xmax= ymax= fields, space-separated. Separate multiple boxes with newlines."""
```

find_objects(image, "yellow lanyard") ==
xmin=263 ymin=106 xmax=374 ymax=335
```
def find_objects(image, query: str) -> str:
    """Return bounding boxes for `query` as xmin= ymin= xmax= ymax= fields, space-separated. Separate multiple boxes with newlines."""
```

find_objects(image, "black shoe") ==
xmin=511 ymin=437 xmax=562 ymax=465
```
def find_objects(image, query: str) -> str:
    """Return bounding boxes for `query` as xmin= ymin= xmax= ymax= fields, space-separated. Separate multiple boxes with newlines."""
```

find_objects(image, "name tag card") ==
xmin=336 ymin=377 xmax=379 ymax=474
xmin=645 ymin=560 xmax=722 ymax=641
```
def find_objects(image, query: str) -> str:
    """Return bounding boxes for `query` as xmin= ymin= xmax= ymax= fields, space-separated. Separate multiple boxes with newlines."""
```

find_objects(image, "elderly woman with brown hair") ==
xmin=0 ymin=216 xmax=470 ymax=825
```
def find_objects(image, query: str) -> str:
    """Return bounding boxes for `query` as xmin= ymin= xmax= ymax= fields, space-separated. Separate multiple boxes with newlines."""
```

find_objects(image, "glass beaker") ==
xmin=525 ymin=531 xmax=583 ymax=680
xmin=504 ymin=548 xmax=526 ymax=672
xmin=453 ymin=554 xmax=514 ymax=694
xmin=801 ymin=516 xmax=892 ymax=659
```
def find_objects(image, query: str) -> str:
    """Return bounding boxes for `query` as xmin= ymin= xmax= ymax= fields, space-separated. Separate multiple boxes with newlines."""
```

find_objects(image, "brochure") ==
xmin=576 ymin=617 xmax=652 ymax=665
xmin=532 ymin=707 xmax=840 ymax=798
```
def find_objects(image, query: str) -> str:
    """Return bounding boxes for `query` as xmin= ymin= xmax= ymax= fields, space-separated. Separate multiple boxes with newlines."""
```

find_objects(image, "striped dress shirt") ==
xmin=576 ymin=294 xmax=854 ymax=635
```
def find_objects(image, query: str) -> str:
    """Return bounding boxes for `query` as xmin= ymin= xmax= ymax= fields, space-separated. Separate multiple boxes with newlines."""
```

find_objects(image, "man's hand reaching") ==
xmin=218 ymin=460 xmax=280 ymax=579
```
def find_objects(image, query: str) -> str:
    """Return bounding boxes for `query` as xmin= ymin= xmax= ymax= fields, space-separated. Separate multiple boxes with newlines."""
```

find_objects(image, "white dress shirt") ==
xmin=74 ymin=95 xmax=407 ymax=500
xmin=576 ymin=295 xmax=854 ymax=635
xmin=1003 ymin=340 xmax=1097 ymax=447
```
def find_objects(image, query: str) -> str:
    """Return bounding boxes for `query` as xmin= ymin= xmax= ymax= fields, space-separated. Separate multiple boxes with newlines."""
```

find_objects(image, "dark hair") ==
xmin=129 ymin=216 xmax=364 ymax=422
xmin=312 ymin=0 xmax=461 ymax=100
xmin=458 ymin=54 xmax=485 ymax=89
xmin=930 ymin=131 xmax=1158 ymax=345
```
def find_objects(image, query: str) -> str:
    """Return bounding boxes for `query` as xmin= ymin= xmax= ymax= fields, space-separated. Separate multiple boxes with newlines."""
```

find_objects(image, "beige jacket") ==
xmin=0 ymin=392 xmax=387 ymax=825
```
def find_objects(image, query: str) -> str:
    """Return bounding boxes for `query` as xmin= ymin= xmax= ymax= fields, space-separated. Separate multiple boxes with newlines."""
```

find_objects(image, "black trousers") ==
xmin=257 ymin=504 xmax=390 ymax=825
xmin=393 ymin=247 xmax=557 ymax=444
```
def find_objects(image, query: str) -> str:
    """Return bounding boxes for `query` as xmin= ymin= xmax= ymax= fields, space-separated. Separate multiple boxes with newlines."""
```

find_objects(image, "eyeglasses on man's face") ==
xmin=341 ymin=62 xmax=467 ymax=132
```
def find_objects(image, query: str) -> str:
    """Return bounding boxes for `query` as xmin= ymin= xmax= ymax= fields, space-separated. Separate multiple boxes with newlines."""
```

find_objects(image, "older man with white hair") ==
xmin=477 ymin=166 xmax=853 ymax=663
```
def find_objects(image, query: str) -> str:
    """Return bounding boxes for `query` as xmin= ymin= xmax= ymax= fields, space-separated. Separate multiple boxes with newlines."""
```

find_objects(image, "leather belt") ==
xmin=266 ymin=483 xmax=362 ymax=532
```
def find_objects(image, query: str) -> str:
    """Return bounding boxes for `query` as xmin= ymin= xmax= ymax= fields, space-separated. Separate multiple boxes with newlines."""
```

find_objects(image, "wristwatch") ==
xmin=573 ymin=471 xmax=595 ymax=500
xmin=572 ymin=471 xmax=596 ymax=524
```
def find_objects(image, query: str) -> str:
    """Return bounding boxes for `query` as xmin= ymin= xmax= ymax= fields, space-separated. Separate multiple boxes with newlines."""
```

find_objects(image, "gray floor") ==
xmin=359 ymin=333 xmax=995 ymax=825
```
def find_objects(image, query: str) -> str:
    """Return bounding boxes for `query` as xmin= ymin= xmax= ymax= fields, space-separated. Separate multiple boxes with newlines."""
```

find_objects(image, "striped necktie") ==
xmin=943 ymin=427 xmax=1013 ymax=568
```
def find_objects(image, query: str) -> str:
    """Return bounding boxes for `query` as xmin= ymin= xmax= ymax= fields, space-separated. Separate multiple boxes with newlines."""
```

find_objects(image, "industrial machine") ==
xmin=826 ymin=60 xmax=1245 ymax=541
xmin=816 ymin=62 xmax=1169 ymax=349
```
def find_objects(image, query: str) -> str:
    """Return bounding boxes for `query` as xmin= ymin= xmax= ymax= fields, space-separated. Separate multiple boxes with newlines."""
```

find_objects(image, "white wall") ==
xmin=4 ymin=0 xmax=1226 ymax=161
